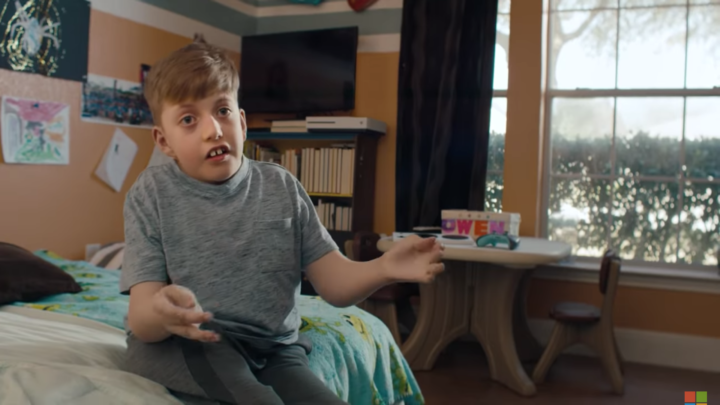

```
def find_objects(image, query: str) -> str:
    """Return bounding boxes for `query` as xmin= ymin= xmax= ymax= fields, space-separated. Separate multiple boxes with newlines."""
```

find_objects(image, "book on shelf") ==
xmin=271 ymin=126 xmax=307 ymax=133
xmin=315 ymin=200 xmax=353 ymax=231
xmin=271 ymin=120 xmax=307 ymax=133
xmin=243 ymin=143 xmax=282 ymax=164
xmin=244 ymin=141 xmax=355 ymax=195
xmin=278 ymin=146 xmax=354 ymax=195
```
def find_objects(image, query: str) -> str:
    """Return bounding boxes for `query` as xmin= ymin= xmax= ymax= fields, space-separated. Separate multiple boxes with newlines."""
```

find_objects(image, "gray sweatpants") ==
xmin=124 ymin=334 xmax=348 ymax=405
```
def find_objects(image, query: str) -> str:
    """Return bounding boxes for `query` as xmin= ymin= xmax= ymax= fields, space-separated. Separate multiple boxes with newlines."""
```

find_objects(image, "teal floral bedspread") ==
xmin=11 ymin=251 xmax=424 ymax=405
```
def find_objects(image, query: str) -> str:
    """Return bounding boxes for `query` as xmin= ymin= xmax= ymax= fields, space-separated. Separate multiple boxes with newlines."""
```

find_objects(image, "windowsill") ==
xmin=534 ymin=259 xmax=720 ymax=295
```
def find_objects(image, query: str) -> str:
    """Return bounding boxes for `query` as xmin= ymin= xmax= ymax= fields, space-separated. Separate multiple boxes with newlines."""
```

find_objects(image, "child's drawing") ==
xmin=1 ymin=96 xmax=70 ymax=164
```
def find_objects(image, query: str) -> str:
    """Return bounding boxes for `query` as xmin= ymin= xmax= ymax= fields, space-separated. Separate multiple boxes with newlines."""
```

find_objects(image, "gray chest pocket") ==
xmin=253 ymin=218 xmax=296 ymax=273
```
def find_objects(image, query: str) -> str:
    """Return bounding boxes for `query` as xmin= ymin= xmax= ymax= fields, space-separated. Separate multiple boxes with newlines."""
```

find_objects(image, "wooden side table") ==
xmin=377 ymin=236 xmax=571 ymax=397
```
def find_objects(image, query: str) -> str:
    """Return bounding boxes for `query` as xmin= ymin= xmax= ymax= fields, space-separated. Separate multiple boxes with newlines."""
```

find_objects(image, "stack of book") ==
xmin=270 ymin=120 xmax=306 ymax=133
xmin=244 ymin=143 xmax=281 ymax=164
xmin=244 ymin=141 xmax=355 ymax=196
xmin=315 ymin=200 xmax=353 ymax=231
xmin=280 ymin=147 xmax=355 ymax=195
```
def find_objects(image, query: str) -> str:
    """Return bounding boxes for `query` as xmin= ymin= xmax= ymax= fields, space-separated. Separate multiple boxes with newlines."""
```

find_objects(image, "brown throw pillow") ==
xmin=0 ymin=242 xmax=82 ymax=305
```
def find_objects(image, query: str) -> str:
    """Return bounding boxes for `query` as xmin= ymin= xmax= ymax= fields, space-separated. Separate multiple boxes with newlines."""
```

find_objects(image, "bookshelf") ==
xmin=244 ymin=130 xmax=383 ymax=253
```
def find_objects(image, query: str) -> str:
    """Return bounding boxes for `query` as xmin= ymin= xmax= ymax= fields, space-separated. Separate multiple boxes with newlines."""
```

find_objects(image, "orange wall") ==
xmin=0 ymin=10 xmax=240 ymax=260
xmin=355 ymin=53 xmax=398 ymax=236
xmin=528 ymin=279 xmax=720 ymax=338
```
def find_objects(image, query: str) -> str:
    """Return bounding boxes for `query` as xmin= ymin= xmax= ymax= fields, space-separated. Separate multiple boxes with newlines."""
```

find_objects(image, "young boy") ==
xmin=120 ymin=41 xmax=444 ymax=405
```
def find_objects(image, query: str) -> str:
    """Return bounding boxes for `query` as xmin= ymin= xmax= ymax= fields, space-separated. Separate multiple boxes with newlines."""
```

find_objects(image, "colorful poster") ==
xmin=1 ymin=95 xmax=70 ymax=164
xmin=81 ymin=73 xmax=153 ymax=129
xmin=94 ymin=128 xmax=138 ymax=192
xmin=0 ymin=0 xmax=90 ymax=82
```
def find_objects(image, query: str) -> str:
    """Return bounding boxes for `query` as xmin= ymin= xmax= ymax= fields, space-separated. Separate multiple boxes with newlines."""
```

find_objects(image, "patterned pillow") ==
xmin=89 ymin=242 xmax=125 ymax=270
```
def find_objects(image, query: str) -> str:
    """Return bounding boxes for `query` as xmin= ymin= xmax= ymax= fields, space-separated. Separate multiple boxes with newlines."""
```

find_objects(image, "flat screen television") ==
xmin=239 ymin=27 xmax=359 ymax=114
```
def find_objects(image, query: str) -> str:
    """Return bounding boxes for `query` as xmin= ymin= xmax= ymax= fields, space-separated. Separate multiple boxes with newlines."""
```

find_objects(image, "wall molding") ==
xmin=534 ymin=262 xmax=720 ymax=295
xmin=529 ymin=318 xmax=720 ymax=373
xmin=358 ymin=34 xmax=401 ymax=53
xmin=89 ymin=0 xmax=400 ymax=54
xmin=213 ymin=0 xmax=402 ymax=17
xmin=89 ymin=0 xmax=242 ymax=53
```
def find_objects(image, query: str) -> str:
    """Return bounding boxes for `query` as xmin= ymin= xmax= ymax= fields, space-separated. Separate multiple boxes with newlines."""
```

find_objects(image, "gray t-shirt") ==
xmin=119 ymin=158 xmax=337 ymax=347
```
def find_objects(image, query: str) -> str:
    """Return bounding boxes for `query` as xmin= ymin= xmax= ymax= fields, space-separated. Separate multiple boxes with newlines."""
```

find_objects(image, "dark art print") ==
xmin=0 ymin=0 xmax=90 ymax=81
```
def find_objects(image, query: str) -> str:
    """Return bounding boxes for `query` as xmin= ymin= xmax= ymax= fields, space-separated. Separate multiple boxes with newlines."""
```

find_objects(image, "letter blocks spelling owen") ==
xmin=441 ymin=210 xmax=521 ymax=241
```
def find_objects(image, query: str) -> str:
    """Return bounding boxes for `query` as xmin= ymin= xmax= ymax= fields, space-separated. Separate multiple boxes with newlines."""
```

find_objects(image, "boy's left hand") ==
xmin=380 ymin=235 xmax=445 ymax=283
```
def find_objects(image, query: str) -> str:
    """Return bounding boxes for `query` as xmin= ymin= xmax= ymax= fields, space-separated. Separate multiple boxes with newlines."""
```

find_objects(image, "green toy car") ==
xmin=475 ymin=232 xmax=520 ymax=250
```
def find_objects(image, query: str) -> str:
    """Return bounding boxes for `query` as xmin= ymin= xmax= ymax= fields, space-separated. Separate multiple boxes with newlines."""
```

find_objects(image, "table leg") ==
xmin=471 ymin=265 xmax=537 ymax=396
xmin=514 ymin=270 xmax=543 ymax=363
xmin=401 ymin=261 xmax=472 ymax=370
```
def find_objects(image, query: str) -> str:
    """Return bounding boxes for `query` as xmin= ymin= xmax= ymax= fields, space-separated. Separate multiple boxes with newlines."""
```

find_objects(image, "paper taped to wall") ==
xmin=1 ymin=96 xmax=70 ymax=165
xmin=95 ymin=128 xmax=138 ymax=192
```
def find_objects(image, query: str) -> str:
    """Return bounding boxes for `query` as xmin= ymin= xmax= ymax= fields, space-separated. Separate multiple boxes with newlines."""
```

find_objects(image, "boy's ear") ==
xmin=153 ymin=127 xmax=177 ymax=158
xmin=239 ymin=109 xmax=247 ymax=142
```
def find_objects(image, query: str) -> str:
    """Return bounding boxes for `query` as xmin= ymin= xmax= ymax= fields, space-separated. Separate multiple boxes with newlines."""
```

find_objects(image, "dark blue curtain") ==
xmin=395 ymin=0 xmax=499 ymax=231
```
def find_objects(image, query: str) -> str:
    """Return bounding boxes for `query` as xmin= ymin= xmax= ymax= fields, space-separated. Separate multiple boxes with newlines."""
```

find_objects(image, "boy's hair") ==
xmin=144 ymin=41 xmax=239 ymax=123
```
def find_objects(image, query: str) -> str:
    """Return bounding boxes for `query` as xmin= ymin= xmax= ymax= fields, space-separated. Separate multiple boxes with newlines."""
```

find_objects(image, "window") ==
xmin=486 ymin=0 xmax=510 ymax=212
xmin=544 ymin=0 xmax=720 ymax=266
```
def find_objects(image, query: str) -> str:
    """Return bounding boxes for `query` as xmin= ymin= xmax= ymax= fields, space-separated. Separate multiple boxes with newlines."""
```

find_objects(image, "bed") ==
xmin=0 ymin=250 xmax=424 ymax=405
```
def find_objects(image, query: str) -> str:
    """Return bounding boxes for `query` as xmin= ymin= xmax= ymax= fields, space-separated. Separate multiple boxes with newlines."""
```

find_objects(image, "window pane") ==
xmin=494 ymin=13 xmax=510 ymax=90
xmin=488 ymin=97 xmax=506 ymax=173
xmin=615 ymin=97 xmax=683 ymax=177
xmin=617 ymin=7 xmax=686 ymax=89
xmin=486 ymin=98 xmax=506 ymax=213
xmin=679 ymin=182 xmax=720 ymax=265
xmin=485 ymin=173 xmax=504 ymax=213
xmin=687 ymin=5 xmax=720 ymax=88
xmin=621 ymin=0 xmax=685 ymax=6
xmin=551 ymin=10 xmax=618 ymax=89
xmin=685 ymin=97 xmax=720 ymax=180
xmin=499 ymin=0 xmax=511 ymax=14
xmin=551 ymin=98 xmax=614 ymax=175
xmin=611 ymin=179 xmax=680 ymax=262
xmin=548 ymin=177 xmax=611 ymax=257
xmin=551 ymin=0 xmax=617 ymax=11
xmin=690 ymin=0 xmax=720 ymax=4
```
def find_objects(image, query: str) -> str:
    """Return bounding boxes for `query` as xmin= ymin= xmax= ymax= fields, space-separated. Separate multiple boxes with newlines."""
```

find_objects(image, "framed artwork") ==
xmin=0 ymin=0 xmax=90 ymax=82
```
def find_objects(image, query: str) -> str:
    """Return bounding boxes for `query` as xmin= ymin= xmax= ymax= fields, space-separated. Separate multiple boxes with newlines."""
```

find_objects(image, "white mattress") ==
xmin=0 ymin=306 xmax=182 ymax=405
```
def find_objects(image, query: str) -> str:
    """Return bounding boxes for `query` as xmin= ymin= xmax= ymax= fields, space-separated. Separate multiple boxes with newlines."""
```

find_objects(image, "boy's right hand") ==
xmin=152 ymin=285 xmax=220 ymax=343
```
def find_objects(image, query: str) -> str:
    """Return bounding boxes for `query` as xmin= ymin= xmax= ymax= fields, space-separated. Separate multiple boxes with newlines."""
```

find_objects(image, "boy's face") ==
xmin=153 ymin=92 xmax=246 ymax=184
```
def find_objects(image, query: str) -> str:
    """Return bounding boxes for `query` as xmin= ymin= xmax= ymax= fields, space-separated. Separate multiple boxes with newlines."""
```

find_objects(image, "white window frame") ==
xmin=539 ymin=2 xmax=720 ymax=271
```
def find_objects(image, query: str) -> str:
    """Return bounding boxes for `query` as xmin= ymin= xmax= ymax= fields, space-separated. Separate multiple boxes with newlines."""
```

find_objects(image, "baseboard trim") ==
xmin=528 ymin=319 xmax=720 ymax=373
xmin=411 ymin=303 xmax=720 ymax=373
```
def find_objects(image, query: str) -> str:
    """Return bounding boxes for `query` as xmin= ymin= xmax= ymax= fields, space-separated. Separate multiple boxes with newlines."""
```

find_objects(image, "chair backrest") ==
xmin=599 ymin=249 xmax=622 ymax=323
xmin=344 ymin=240 xmax=355 ymax=260
xmin=352 ymin=232 xmax=382 ymax=262
xmin=599 ymin=249 xmax=616 ymax=295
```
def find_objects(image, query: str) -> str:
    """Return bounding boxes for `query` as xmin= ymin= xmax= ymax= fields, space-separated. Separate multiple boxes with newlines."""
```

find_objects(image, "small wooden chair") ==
xmin=532 ymin=250 xmax=624 ymax=394
xmin=347 ymin=232 xmax=417 ymax=345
